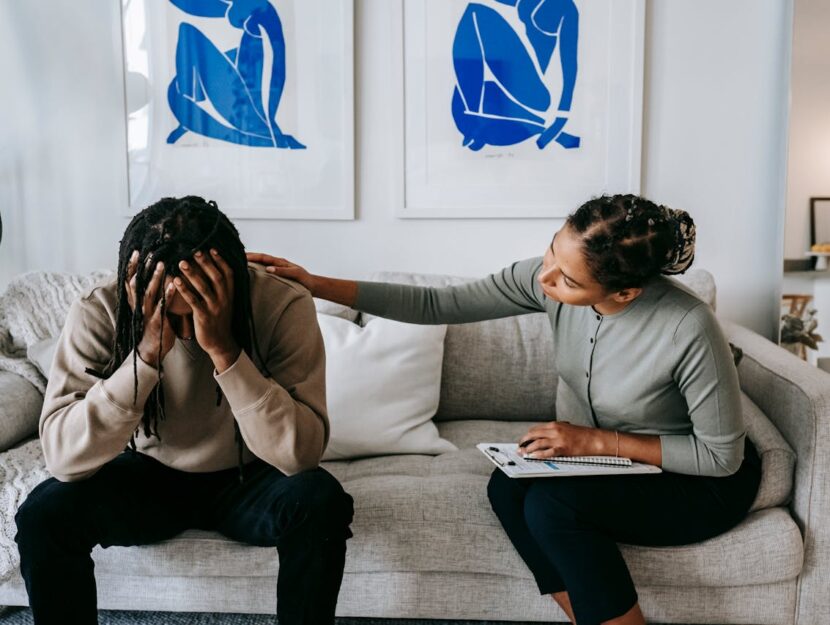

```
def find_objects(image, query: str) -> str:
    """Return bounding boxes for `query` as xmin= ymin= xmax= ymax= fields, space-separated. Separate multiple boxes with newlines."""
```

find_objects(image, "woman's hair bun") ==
xmin=566 ymin=194 xmax=697 ymax=291
xmin=660 ymin=207 xmax=696 ymax=275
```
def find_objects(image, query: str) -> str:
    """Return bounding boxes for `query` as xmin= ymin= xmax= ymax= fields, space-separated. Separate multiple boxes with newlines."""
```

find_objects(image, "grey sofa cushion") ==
xmin=674 ymin=269 xmax=716 ymax=310
xmin=742 ymin=392 xmax=796 ymax=510
xmin=90 ymin=419 xmax=801 ymax=587
xmin=0 ymin=372 xmax=43 ymax=452
xmin=436 ymin=313 xmax=555 ymax=421
xmin=620 ymin=508 xmax=802 ymax=587
xmin=0 ymin=572 xmax=798 ymax=623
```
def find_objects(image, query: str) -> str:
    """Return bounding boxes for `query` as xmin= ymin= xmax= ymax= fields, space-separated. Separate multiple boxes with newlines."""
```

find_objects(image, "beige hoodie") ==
xmin=39 ymin=264 xmax=328 ymax=481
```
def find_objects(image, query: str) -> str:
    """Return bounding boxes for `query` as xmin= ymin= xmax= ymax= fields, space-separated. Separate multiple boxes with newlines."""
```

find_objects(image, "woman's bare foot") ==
xmin=551 ymin=593 xmax=646 ymax=625
xmin=551 ymin=591 xmax=576 ymax=624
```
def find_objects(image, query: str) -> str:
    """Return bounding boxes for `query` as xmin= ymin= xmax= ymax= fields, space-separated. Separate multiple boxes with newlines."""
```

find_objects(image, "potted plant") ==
xmin=780 ymin=308 xmax=823 ymax=360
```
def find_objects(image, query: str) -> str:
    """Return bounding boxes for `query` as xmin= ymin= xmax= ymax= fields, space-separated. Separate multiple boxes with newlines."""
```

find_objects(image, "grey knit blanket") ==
xmin=0 ymin=270 xmax=111 ymax=582
xmin=0 ymin=270 xmax=111 ymax=393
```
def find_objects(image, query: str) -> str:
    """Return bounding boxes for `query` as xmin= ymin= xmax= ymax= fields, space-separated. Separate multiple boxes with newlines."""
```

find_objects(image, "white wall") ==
xmin=0 ymin=0 xmax=791 ymax=338
xmin=784 ymin=0 xmax=830 ymax=259
xmin=642 ymin=0 xmax=791 ymax=337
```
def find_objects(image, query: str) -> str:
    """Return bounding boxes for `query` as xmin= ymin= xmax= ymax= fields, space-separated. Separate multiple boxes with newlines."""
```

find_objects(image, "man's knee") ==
xmin=15 ymin=479 xmax=86 ymax=550
xmin=280 ymin=469 xmax=353 ymax=537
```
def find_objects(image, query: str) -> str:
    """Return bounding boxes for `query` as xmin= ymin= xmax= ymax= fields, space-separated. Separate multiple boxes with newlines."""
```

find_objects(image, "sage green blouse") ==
xmin=354 ymin=257 xmax=745 ymax=477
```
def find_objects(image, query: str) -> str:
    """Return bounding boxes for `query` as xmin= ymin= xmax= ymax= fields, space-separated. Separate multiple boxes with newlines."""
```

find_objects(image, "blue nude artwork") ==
xmin=452 ymin=0 xmax=579 ymax=152
xmin=166 ymin=0 xmax=305 ymax=149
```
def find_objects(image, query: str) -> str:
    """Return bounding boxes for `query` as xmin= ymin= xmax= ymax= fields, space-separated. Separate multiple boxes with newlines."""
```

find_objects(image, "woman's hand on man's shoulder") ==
xmin=247 ymin=253 xmax=317 ymax=293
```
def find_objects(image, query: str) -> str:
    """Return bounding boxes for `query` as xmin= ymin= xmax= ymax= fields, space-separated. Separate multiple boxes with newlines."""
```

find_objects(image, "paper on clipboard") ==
xmin=478 ymin=443 xmax=663 ymax=478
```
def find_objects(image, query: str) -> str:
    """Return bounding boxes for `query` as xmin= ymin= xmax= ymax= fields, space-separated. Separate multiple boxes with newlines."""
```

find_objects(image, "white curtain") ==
xmin=0 ymin=0 xmax=130 ymax=292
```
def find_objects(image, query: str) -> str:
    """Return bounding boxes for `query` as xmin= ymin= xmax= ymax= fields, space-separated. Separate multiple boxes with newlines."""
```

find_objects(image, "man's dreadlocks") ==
xmin=100 ymin=196 xmax=271 ymax=480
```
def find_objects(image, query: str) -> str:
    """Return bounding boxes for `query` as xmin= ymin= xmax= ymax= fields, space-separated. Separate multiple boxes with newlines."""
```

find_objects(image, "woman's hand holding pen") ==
xmin=517 ymin=421 xmax=608 ymax=459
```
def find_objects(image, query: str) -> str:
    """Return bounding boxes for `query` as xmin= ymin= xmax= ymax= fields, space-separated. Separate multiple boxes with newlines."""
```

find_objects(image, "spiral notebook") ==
xmin=477 ymin=443 xmax=662 ymax=478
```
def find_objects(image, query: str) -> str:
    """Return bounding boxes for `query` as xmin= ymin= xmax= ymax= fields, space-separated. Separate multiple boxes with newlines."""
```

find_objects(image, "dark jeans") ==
xmin=14 ymin=452 xmax=354 ymax=625
xmin=487 ymin=439 xmax=762 ymax=625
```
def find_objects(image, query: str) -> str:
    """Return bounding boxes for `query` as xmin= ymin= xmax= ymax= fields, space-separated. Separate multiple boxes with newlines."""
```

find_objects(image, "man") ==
xmin=15 ymin=196 xmax=353 ymax=624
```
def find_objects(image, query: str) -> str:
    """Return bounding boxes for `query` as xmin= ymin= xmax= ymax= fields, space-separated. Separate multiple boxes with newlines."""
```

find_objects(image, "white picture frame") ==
xmin=121 ymin=0 xmax=354 ymax=220
xmin=397 ymin=0 xmax=644 ymax=219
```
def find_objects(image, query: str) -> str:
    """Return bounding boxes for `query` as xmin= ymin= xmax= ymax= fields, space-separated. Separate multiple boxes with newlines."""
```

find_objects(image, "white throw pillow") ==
xmin=317 ymin=314 xmax=457 ymax=460
xmin=313 ymin=297 xmax=359 ymax=322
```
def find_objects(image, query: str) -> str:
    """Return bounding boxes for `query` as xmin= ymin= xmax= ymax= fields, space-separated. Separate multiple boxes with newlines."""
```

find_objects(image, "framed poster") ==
xmin=810 ymin=197 xmax=830 ymax=248
xmin=121 ymin=0 xmax=354 ymax=220
xmin=399 ymin=0 xmax=644 ymax=218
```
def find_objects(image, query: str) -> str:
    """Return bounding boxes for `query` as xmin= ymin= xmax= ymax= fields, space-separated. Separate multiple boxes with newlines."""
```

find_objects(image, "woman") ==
xmin=247 ymin=194 xmax=761 ymax=625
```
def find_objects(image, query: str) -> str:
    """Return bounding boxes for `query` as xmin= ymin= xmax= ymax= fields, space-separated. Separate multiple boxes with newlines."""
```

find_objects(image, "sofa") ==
xmin=0 ymin=268 xmax=827 ymax=624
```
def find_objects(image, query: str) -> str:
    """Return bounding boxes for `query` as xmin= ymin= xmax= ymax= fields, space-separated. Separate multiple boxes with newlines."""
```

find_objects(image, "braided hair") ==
xmin=565 ymin=194 xmax=696 ymax=293
xmin=102 ymin=196 xmax=271 ymax=480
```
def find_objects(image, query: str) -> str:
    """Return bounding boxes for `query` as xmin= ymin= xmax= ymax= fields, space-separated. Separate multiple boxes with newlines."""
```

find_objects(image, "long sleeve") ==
xmin=39 ymin=298 xmax=160 ymax=482
xmin=214 ymin=291 xmax=328 ymax=475
xmin=661 ymin=303 xmax=746 ymax=476
xmin=354 ymin=257 xmax=547 ymax=324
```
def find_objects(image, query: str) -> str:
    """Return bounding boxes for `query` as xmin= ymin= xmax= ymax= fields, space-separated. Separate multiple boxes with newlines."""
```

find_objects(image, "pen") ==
xmin=519 ymin=421 xmax=569 ymax=448
xmin=485 ymin=447 xmax=515 ymax=466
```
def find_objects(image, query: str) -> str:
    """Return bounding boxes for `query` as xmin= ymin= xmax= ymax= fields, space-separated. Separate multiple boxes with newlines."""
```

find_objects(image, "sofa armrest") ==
xmin=0 ymin=371 xmax=43 ymax=452
xmin=722 ymin=320 xmax=830 ymax=625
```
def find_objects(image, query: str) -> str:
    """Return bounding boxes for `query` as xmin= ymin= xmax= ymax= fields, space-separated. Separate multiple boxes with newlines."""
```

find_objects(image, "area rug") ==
xmin=0 ymin=610 xmax=571 ymax=625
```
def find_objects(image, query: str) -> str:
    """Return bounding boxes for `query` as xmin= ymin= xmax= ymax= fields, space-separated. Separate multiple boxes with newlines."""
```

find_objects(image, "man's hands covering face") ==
xmin=125 ymin=251 xmax=176 ymax=368
xmin=174 ymin=249 xmax=241 ymax=373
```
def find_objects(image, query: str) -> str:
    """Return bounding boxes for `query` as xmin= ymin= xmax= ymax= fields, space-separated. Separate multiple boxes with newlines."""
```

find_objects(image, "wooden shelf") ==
xmin=784 ymin=271 xmax=830 ymax=278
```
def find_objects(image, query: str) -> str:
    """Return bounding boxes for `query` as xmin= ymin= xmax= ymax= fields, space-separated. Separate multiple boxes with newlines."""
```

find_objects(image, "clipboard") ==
xmin=478 ymin=443 xmax=663 ymax=478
